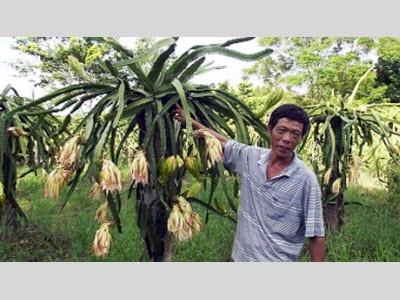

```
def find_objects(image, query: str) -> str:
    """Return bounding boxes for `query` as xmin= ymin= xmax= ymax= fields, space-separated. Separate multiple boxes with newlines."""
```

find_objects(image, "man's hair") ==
xmin=267 ymin=104 xmax=310 ymax=136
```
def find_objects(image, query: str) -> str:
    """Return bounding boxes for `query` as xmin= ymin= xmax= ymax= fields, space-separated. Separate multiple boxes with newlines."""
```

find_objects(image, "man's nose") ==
xmin=282 ymin=132 xmax=291 ymax=143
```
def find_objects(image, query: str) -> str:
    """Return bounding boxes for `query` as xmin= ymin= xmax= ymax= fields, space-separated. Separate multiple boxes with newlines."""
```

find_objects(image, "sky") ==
xmin=0 ymin=37 xmax=264 ymax=98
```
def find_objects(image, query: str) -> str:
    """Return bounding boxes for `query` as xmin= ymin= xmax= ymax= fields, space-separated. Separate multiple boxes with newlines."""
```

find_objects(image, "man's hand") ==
xmin=309 ymin=236 xmax=325 ymax=262
xmin=172 ymin=105 xmax=186 ymax=125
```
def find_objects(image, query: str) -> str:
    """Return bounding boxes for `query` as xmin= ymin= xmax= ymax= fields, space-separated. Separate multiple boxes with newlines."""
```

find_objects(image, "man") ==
xmin=173 ymin=103 xmax=325 ymax=262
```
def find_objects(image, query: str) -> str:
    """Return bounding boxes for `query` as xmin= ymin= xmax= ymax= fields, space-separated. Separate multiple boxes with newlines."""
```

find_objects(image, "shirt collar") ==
xmin=257 ymin=148 xmax=300 ymax=179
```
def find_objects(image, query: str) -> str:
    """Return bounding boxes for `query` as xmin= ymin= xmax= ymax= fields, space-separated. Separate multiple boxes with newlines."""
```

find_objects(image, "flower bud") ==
xmin=44 ymin=165 xmax=72 ymax=200
xmin=194 ymin=129 xmax=223 ymax=168
xmin=131 ymin=150 xmax=149 ymax=185
xmin=99 ymin=160 xmax=122 ymax=193
xmin=184 ymin=156 xmax=202 ymax=179
xmin=331 ymin=178 xmax=341 ymax=194
xmin=92 ymin=222 xmax=113 ymax=258
xmin=95 ymin=202 xmax=109 ymax=223
xmin=58 ymin=135 xmax=82 ymax=169
xmin=7 ymin=127 xmax=29 ymax=137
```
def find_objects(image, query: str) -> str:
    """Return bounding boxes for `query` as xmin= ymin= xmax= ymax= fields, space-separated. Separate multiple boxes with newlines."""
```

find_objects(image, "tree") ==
xmin=11 ymin=37 xmax=160 ymax=90
xmin=2 ymin=37 xmax=273 ymax=261
xmin=303 ymin=67 xmax=400 ymax=230
xmin=0 ymin=85 xmax=59 ymax=232
xmin=246 ymin=37 xmax=386 ymax=104
xmin=375 ymin=38 xmax=400 ymax=103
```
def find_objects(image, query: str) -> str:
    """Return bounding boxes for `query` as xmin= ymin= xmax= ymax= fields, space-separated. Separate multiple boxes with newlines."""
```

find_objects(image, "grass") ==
xmin=0 ymin=170 xmax=399 ymax=262
xmin=299 ymin=185 xmax=400 ymax=262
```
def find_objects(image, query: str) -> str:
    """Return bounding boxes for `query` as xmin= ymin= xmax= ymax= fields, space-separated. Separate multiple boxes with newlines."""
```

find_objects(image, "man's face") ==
xmin=268 ymin=118 xmax=304 ymax=159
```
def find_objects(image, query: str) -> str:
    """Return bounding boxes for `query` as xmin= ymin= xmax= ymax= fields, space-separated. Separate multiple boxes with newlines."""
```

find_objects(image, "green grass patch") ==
xmin=300 ymin=185 xmax=400 ymax=262
xmin=1 ymin=171 xmax=399 ymax=262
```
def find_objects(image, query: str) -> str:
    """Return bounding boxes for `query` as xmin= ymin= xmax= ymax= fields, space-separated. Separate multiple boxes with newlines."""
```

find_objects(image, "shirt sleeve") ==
xmin=223 ymin=140 xmax=252 ymax=175
xmin=303 ymin=172 xmax=325 ymax=237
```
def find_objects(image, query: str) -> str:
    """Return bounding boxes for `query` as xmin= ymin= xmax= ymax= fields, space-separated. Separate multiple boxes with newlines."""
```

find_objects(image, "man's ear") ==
xmin=267 ymin=125 xmax=272 ymax=135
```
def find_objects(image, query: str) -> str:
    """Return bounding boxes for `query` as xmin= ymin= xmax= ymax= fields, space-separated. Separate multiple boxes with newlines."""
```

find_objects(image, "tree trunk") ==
xmin=136 ymin=103 xmax=185 ymax=262
xmin=162 ymin=232 xmax=174 ymax=262
xmin=0 ymin=201 xmax=19 ymax=234
xmin=0 ymin=128 xmax=26 ymax=235
xmin=136 ymin=107 xmax=174 ymax=262
xmin=323 ymin=202 xmax=344 ymax=231
xmin=322 ymin=116 xmax=345 ymax=231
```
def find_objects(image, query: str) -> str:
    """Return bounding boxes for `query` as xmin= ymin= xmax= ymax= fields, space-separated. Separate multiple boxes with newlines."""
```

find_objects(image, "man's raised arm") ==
xmin=172 ymin=105 xmax=228 ymax=148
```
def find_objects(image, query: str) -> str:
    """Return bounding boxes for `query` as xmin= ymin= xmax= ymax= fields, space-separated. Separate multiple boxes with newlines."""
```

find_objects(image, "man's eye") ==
xmin=292 ymin=132 xmax=300 ymax=138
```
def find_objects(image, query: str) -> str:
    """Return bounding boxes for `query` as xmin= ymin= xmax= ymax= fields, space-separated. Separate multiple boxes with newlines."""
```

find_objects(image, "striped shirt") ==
xmin=223 ymin=140 xmax=325 ymax=262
